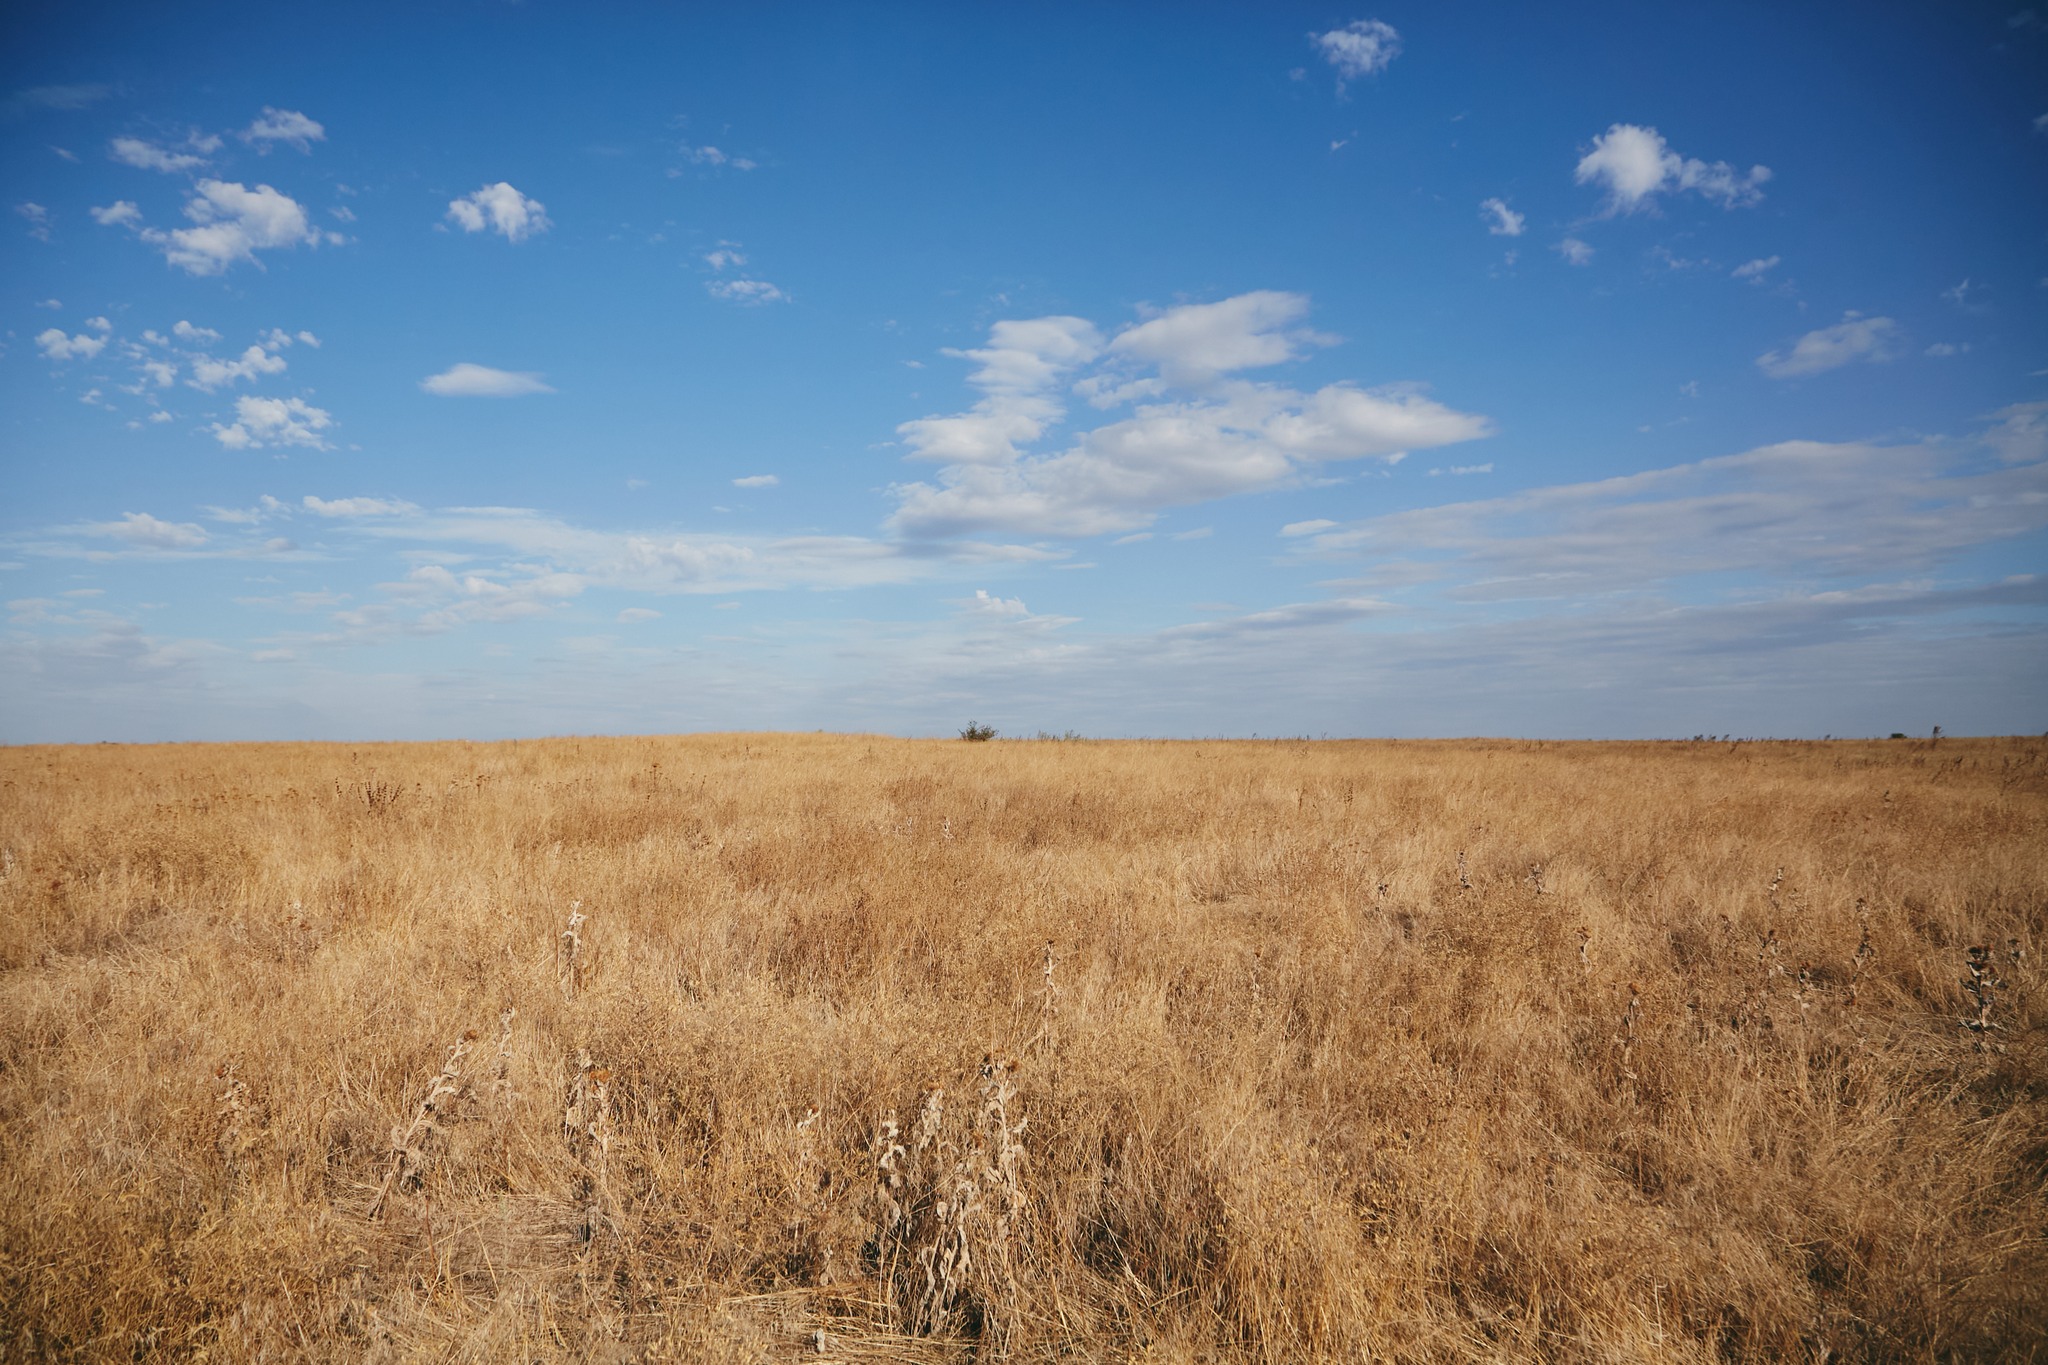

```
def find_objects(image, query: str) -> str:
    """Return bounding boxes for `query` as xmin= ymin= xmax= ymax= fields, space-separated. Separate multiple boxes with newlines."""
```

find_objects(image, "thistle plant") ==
xmin=369 ymin=1029 xmax=476 ymax=1219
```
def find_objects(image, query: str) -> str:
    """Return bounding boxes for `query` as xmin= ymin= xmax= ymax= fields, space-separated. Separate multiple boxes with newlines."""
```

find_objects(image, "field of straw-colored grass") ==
xmin=1 ymin=733 xmax=2044 ymax=1362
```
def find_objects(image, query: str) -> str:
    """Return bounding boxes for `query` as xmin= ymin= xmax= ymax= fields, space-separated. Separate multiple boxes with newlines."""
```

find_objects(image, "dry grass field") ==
xmin=1 ymin=733 xmax=2044 ymax=1362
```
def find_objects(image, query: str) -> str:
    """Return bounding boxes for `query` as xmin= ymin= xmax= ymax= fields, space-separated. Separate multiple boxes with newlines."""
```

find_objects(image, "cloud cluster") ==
xmin=210 ymin=395 xmax=334 ymax=450
xmin=1575 ymin=123 xmax=1770 ymax=213
xmin=446 ymin=182 xmax=549 ymax=241
xmin=101 ymin=179 xmax=327 ymax=275
xmin=889 ymin=292 xmax=1490 ymax=538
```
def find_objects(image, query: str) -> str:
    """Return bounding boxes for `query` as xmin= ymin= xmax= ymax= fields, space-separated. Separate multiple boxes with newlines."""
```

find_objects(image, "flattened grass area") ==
xmin=1 ymin=734 xmax=2044 ymax=1361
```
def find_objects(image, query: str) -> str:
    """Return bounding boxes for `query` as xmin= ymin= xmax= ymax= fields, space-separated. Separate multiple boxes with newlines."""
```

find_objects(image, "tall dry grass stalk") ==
xmin=0 ymin=733 xmax=2043 ymax=1360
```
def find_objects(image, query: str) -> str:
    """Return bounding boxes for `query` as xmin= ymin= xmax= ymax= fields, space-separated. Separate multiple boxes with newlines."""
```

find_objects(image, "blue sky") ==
xmin=4 ymin=1 xmax=2045 ymax=741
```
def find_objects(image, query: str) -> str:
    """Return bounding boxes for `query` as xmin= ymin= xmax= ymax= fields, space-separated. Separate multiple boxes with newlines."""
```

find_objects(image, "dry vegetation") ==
xmin=1 ymin=733 xmax=2045 ymax=1362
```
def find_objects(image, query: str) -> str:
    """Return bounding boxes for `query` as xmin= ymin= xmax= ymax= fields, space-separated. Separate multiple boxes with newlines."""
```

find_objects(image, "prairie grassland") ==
xmin=1 ymin=734 xmax=2044 ymax=1362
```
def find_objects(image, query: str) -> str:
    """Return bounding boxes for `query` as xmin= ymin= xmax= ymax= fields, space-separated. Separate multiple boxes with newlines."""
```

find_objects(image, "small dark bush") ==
xmin=959 ymin=721 xmax=997 ymax=742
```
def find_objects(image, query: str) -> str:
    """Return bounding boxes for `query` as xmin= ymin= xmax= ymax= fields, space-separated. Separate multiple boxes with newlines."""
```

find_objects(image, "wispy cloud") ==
xmin=1756 ymin=313 xmax=1901 ymax=378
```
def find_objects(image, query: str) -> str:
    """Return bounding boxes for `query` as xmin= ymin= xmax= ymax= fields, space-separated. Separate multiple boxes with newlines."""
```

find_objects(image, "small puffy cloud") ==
xmin=1731 ymin=255 xmax=1780 ymax=282
xmin=85 ymin=316 xmax=111 ymax=332
xmin=446 ymin=182 xmax=549 ymax=241
xmin=91 ymin=200 xmax=141 ymax=227
xmin=707 ymin=277 xmax=788 ymax=305
xmin=703 ymin=243 xmax=746 ymax=270
xmin=109 ymin=135 xmax=205 ymax=173
xmin=419 ymin=363 xmax=555 ymax=397
xmin=1312 ymin=19 xmax=1401 ymax=80
xmin=86 ymin=512 xmax=208 ymax=550
xmin=1479 ymin=197 xmax=1525 ymax=236
xmin=1556 ymin=237 xmax=1594 ymax=265
xmin=302 ymin=495 xmax=419 ymax=517
xmin=1282 ymin=519 xmax=1338 ymax=537
xmin=1574 ymin=123 xmax=1769 ymax=213
xmin=172 ymin=319 xmax=221 ymax=342
xmin=140 ymin=179 xmax=320 ymax=275
xmin=147 ymin=409 xmax=174 ymax=422
xmin=240 ymin=107 xmax=324 ymax=152
xmin=186 ymin=344 xmax=288 ymax=391
xmin=732 ymin=474 xmax=779 ymax=487
xmin=35 ymin=298 xmax=60 ymax=309
xmin=1924 ymin=342 xmax=1970 ymax=358
xmin=35 ymin=327 xmax=106 ymax=361
xmin=1756 ymin=314 xmax=1902 ymax=379
xmin=617 ymin=607 xmax=662 ymax=623
xmin=16 ymin=202 xmax=51 ymax=240
xmin=1941 ymin=279 xmax=1977 ymax=308
xmin=210 ymin=395 xmax=334 ymax=450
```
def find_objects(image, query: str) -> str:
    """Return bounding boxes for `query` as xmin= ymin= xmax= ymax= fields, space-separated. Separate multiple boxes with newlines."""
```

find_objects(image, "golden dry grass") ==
xmin=1 ymin=733 xmax=2044 ymax=1362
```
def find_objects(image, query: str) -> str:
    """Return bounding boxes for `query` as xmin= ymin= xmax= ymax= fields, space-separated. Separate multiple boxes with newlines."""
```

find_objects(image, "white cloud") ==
xmin=90 ymin=200 xmax=141 ymax=227
xmin=1426 ymin=463 xmax=1494 ymax=476
xmin=1479 ymin=197 xmax=1525 ymax=236
xmin=210 ymin=395 xmax=334 ymax=450
xmin=1282 ymin=519 xmax=1338 ymax=537
xmin=1731 ymin=255 xmax=1780 ymax=281
xmin=240 ymin=107 xmax=324 ymax=151
xmin=1312 ymin=19 xmax=1401 ymax=80
xmin=302 ymin=495 xmax=420 ymax=517
xmin=109 ymin=136 xmax=207 ymax=173
xmin=618 ymin=607 xmax=661 ymax=623
xmin=446 ymin=183 xmax=549 ymax=241
xmin=172 ymin=319 xmax=221 ymax=342
xmin=1941 ymin=278 xmax=1977 ymax=308
xmin=703 ymin=244 xmax=747 ymax=271
xmin=419 ymin=363 xmax=555 ymax=397
xmin=186 ymin=343 xmax=288 ymax=391
xmin=86 ymin=512 xmax=209 ymax=550
xmin=1171 ymin=527 xmax=1212 ymax=541
xmin=1574 ymin=123 xmax=1769 ymax=213
xmin=17 ymin=202 xmax=51 ymax=240
xmin=706 ymin=278 xmax=788 ymax=305
xmin=1105 ymin=291 xmax=1328 ymax=386
xmin=35 ymin=327 xmax=106 ymax=361
xmin=732 ymin=474 xmax=779 ymax=488
xmin=135 ymin=180 xmax=320 ymax=275
xmin=1981 ymin=402 xmax=2047 ymax=466
xmin=35 ymin=298 xmax=60 ymax=309
xmin=1556 ymin=237 xmax=1594 ymax=265
xmin=1924 ymin=342 xmax=1970 ymax=358
xmin=147 ymin=409 xmax=174 ymax=423
xmin=1756 ymin=313 xmax=1902 ymax=379
xmin=890 ymin=294 xmax=1491 ymax=538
